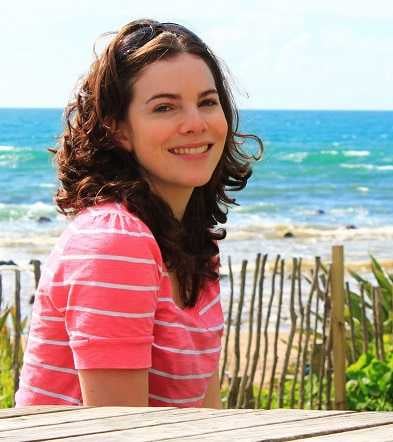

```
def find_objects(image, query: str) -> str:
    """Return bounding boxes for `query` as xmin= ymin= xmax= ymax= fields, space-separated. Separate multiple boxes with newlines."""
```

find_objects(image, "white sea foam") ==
xmin=356 ymin=186 xmax=369 ymax=192
xmin=321 ymin=150 xmax=338 ymax=155
xmin=0 ymin=202 xmax=60 ymax=224
xmin=343 ymin=150 xmax=370 ymax=157
xmin=38 ymin=183 xmax=56 ymax=188
xmin=341 ymin=164 xmax=373 ymax=170
xmin=232 ymin=202 xmax=275 ymax=213
xmin=0 ymin=145 xmax=32 ymax=152
xmin=330 ymin=206 xmax=369 ymax=216
xmin=224 ymin=220 xmax=393 ymax=242
xmin=280 ymin=152 xmax=308 ymax=163
xmin=341 ymin=164 xmax=393 ymax=171
xmin=0 ymin=151 xmax=34 ymax=168
xmin=0 ymin=154 xmax=18 ymax=168
xmin=25 ymin=201 xmax=56 ymax=213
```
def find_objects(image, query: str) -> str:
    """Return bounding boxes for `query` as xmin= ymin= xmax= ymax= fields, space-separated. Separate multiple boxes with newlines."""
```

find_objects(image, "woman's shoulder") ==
xmin=69 ymin=201 xmax=152 ymax=235
xmin=59 ymin=201 xmax=162 ymax=261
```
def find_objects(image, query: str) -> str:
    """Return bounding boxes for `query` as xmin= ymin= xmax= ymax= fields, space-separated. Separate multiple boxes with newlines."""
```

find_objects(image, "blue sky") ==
xmin=1 ymin=0 xmax=392 ymax=110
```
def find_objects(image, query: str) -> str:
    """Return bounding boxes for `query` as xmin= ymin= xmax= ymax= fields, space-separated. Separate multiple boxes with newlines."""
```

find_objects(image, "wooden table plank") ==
xmin=0 ymin=406 xmax=88 ymax=419
xmin=1 ymin=407 xmax=389 ymax=442
xmin=0 ymin=407 xmax=176 ymax=431
xmin=7 ymin=409 xmax=350 ymax=442
xmin=294 ymin=423 xmax=393 ymax=441
xmin=154 ymin=411 xmax=393 ymax=442
xmin=0 ymin=408 xmax=250 ymax=441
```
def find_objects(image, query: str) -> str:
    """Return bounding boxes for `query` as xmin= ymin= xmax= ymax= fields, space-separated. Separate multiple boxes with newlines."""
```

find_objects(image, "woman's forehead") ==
xmin=132 ymin=53 xmax=216 ymax=100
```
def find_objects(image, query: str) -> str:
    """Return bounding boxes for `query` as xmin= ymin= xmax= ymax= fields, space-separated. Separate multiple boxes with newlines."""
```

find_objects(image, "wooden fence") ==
xmin=0 ymin=246 xmax=391 ymax=409
xmin=219 ymin=245 xmax=391 ymax=409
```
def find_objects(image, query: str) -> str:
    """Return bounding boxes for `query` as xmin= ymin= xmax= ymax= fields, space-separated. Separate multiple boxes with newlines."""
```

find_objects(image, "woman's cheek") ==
xmin=215 ymin=111 xmax=228 ymax=138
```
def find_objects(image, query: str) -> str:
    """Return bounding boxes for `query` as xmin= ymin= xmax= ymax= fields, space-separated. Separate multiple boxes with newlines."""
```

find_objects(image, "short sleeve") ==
xmin=54 ymin=207 xmax=162 ymax=370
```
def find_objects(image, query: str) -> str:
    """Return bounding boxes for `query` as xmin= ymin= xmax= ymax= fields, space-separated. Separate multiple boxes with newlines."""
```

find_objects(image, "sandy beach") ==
xmin=219 ymin=330 xmax=299 ymax=388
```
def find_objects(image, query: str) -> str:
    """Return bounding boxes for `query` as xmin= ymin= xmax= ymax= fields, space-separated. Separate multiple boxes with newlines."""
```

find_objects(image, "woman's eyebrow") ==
xmin=145 ymin=88 xmax=218 ymax=104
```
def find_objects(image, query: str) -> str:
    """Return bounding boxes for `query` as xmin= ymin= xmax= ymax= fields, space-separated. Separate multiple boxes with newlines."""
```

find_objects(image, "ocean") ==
xmin=1 ymin=108 xmax=392 ymax=272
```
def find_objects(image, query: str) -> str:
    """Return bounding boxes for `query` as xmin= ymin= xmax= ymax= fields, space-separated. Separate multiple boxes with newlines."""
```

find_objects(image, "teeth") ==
xmin=170 ymin=145 xmax=210 ymax=155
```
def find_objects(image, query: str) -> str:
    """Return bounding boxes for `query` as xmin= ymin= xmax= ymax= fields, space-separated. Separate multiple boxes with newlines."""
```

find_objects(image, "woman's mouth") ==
xmin=168 ymin=144 xmax=213 ymax=155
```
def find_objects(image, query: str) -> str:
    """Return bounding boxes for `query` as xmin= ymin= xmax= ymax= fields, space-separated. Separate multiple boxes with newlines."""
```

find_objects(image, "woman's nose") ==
xmin=178 ymin=106 xmax=208 ymax=134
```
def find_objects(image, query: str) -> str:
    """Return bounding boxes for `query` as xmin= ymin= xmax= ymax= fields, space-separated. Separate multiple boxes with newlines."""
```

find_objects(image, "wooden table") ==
xmin=1 ymin=406 xmax=393 ymax=441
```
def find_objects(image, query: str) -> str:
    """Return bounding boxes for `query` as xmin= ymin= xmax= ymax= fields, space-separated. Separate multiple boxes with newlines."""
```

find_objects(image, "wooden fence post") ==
xmin=13 ymin=269 xmax=22 ymax=397
xmin=331 ymin=245 xmax=346 ymax=410
xmin=0 ymin=272 xmax=2 ymax=309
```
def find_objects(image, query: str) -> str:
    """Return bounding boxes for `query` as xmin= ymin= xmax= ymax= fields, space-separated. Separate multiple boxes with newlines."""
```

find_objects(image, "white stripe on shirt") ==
xmin=152 ymin=342 xmax=221 ymax=355
xmin=69 ymin=331 xmax=107 ymax=340
xmin=154 ymin=319 xmax=224 ymax=333
xmin=158 ymin=297 xmax=175 ymax=303
xmin=199 ymin=294 xmax=221 ymax=316
xmin=48 ymin=280 xmax=159 ymax=292
xmin=32 ymin=312 xmax=63 ymax=322
xmin=20 ymin=380 xmax=81 ymax=405
xmin=24 ymin=355 xmax=77 ymax=375
xmin=61 ymin=305 xmax=155 ymax=319
xmin=28 ymin=334 xmax=69 ymax=346
xmin=69 ymin=224 xmax=154 ymax=239
xmin=59 ymin=254 xmax=156 ymax=266
xmin=149 ymin=368 xmax=214 ymax=380
xmin=149 ymin=392 xmax=205 ymax=404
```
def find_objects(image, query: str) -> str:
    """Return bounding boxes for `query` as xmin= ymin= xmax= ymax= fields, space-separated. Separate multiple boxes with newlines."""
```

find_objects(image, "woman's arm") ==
xmin=78 ymin=368 xmax=149 ymax=406
xmin=202 ymin=369 xmax=222 ymax=409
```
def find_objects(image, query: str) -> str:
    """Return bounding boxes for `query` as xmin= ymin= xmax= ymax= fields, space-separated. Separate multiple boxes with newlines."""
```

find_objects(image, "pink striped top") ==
xmin=15 ymin=202 xmax=224 ymax=407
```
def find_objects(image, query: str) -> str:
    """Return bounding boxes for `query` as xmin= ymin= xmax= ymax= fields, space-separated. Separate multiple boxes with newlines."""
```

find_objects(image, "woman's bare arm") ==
xmin=202 ymin=369 xmax=222 ymax=409
xmin=78 ymin=368 xmax=149 ymax=406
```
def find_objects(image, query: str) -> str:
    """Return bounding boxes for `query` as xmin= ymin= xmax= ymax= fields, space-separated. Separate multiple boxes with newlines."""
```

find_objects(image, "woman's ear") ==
xmin=115 ymin=120 xmax=133 ymax=152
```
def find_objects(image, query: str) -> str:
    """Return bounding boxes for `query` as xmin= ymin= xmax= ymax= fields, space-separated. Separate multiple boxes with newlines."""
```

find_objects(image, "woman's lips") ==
xmin=168 ymin=144 xmax=213 ymax=156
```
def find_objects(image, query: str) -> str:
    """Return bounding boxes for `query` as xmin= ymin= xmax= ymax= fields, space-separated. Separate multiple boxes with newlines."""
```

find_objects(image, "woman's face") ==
xmin=118 ymin=52 xmax=228 ymax=205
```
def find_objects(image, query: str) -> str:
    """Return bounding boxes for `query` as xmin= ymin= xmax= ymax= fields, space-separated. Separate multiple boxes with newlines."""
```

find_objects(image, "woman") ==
xmin=15 ymin=19 xmax=263 ymax=408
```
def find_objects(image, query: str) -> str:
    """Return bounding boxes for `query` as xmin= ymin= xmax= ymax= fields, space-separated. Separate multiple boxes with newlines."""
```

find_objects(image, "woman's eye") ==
xmin=153 ymin=104 xmax=173 ymax=113
xmin=200 ymin=99 xmax=218 ymax=107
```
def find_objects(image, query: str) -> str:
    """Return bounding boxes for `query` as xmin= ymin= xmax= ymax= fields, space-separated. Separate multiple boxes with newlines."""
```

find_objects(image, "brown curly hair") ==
xmin=50 ymin=19 xmax=263 ymax=308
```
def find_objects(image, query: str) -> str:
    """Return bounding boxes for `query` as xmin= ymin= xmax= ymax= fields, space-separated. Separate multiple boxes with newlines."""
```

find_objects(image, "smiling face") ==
xmin=118 ymin=52 xmax=228 ymax=216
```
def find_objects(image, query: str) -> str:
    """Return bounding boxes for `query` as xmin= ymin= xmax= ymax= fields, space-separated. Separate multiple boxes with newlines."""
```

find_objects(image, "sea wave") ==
xmin=231 ymin=202 xmax=276 ymax=213
xmin=279 ymin=152 xmax=309 ymax=163
xmin=0 ymin=152 xmax=35 ymax=168
xmin=342 ymin=150 xmax=370 ymax=157
xmin=0 ymin=145 xmax=32 ymax=152
xmin=340 ymin=164 xmax=393 ymax=171
xmin=38 ymin=183 xmax=56 ymax=188
xmin=329 ymin=207 xmax=369 ymax=217
xmin=320 ymin=150 xmax=339 ymax=155
xmin=0 ymin=145 xmax=17 ymax=151
xmin=0 ymin=202 xmax=58 ymax=222
xmin=224 ymin=219 xmax=393 ymax=241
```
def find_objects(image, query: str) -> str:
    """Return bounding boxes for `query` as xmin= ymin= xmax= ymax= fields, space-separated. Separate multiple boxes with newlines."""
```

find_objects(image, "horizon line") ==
xmin=0 ymin=106 xmax=392 ymax=112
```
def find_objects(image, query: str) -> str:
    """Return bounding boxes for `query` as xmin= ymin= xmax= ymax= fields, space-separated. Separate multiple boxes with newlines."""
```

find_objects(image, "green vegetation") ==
xmin=347 ymin=255 xmax=393 ymax=356
xmin=346 ymin=352 xmax=393 ymax=411
xmin=221 ymin=352 xmax=393 ymax=411
xmin=0 ymin=306 xmax=26 ymax=408
xmin=344 ymin=255 xmax=393 ymax=410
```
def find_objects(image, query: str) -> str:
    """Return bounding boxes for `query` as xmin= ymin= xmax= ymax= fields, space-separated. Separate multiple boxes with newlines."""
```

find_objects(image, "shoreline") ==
xmin=1 ymin=239 xmax=391 ymax=311
xmin=1 ymin=233 xmax=393 ymax=270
